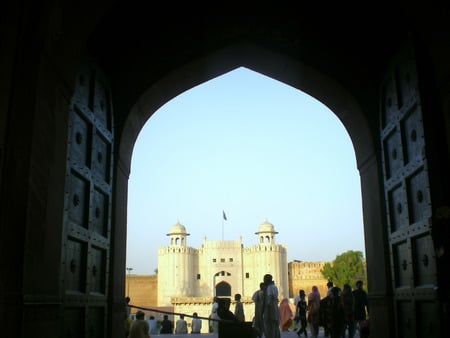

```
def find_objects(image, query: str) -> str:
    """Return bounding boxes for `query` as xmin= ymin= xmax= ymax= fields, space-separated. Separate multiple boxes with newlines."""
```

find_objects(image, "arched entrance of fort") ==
xmin=106 ymin=37 xmax=443 ymax=338
xmin=117 ymin=41 xmax=388 ymax=335
xmin=3 ymin=5 xmax=449 ymax=338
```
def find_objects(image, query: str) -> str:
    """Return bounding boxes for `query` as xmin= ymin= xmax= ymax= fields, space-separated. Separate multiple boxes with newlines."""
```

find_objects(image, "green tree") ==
xmin=320 ymin=250 xmax=366 ymax=288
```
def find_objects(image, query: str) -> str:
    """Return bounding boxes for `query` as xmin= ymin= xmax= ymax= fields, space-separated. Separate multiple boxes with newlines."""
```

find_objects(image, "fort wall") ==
xmin=125 ymin=259 xmax=329 ymax=328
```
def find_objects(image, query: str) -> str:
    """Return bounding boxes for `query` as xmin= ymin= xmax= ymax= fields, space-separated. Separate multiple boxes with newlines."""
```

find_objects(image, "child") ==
xmin=234 ymin=293 xmax=245 ymax=322
xmin=296 ymin=290 xmax=308 ymax=337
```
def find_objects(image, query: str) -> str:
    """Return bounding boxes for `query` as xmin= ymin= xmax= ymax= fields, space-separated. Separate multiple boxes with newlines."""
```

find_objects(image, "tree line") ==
xmin=320 ymin=250 xmax=367 ymax=289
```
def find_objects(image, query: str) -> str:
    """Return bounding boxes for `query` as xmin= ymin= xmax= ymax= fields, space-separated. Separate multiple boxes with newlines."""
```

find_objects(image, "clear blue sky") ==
xmin=126 ymin=67 xmax=365 ymax=275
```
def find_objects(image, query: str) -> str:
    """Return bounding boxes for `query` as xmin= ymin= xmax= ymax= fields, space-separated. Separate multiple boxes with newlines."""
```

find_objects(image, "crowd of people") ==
xmin=292 ymin=280 xmax=369 ymax=338
xmin=125 ymin=312 xmax=200 ymax=338
xmin=124 ymin=277 xmax=369 ymax=338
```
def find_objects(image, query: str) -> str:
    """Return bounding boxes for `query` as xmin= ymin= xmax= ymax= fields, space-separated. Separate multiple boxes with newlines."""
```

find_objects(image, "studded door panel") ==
xmin=62 ymin=57 xmax=113 ymax=337
xmin=380 ymin=45 xmax=440 ymax=338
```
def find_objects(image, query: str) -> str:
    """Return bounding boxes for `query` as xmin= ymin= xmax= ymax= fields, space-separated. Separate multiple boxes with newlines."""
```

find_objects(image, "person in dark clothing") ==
xmin=217 ymin=298 xmax=237 ymax=320
xmin=326 ymin=281 xmax=334 ymax=293
xmin=326 ymin=287 xmax=345 ymax=338
xmin=320 ymin=290 xmax=331 ymax=337
xmin=160 ymin=314 xmax=173 ymax=334
xmin=217 ymin=298 xmax=257 ymax=338
xmin=352 ymin=280 xmax=368 ymax=334
xmin=322 ymin=280 xmax=334 ymax=337
xmin=296 ymin=290 xmax=308 ymax=337
xmin=341 ymin=284 xmax=355 ymax=338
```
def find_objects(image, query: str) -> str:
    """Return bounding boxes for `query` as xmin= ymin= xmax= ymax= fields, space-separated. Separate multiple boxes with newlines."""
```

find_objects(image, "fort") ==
xmin=126 ymin=260 xmax=329 ymax=332
xmin=4 ymin=7 xmax=448 ymax=336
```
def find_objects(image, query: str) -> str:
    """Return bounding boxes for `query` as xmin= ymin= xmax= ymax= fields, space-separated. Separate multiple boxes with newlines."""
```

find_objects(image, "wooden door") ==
xmin=61 ymin=56 xmax=114 ymax=338
xmin=380 ymin=43 xmax=440 ymax=338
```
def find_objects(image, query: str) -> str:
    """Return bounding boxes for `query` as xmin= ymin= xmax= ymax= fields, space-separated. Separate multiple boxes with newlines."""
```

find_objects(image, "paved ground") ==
xmin=151 ymin=327 xmax=358 ymax=338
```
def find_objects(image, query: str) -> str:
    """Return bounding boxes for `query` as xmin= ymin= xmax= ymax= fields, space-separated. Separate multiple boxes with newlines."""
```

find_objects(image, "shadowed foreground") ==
xmin=150 ymin=327 xmax=359 ymax=338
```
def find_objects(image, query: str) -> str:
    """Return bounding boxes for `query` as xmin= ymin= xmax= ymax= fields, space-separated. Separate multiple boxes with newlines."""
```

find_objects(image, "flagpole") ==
xmin=222 ymin=217 xmax=224 ymax=240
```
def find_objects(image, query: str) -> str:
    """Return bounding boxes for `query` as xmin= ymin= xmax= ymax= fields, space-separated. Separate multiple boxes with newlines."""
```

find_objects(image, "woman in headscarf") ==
xmin=307 ymin=285 xmax=321 ymax=338
xmin=279 ymin=298 xmax=293 ymax=331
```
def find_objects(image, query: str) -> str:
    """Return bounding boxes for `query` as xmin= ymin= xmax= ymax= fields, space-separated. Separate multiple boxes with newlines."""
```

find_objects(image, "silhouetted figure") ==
xmin=352 ymin=280 xmax=368 ymax=334
xmin=341 ymin=284 xmax=355 ymax=338
xmin=307 ymin=286 xmax=321 ymax=338
xmin=326 ymin=287 xmax=345 ymax=338
xmin=252 ymin=283 xmax=265 ymax=338
xmin=124 ymin=297 xmax=132 ymax=338
xmin=234 ymin=293 xmax=245 ymax=322
xmin=322 ymin=281 xmax=334 ymax=337
xmin=327 ymin=281 xmax=334 ymax=294
xmin=293 ymin=289 xmax=303 ymax=331
xmin=160 ymin=314 xmax=173 ymax=334
xmin=320 ymin=288 xmax=332 ymax=337
xmin=296 ymin=290 xmax=308 ymax=337
xmin=217 ymin=297 xmax=257 ymax=338
xmin=125 ymin=297 xmax=131 ymax=317
xmin=262 ymin=274 xmax=281 ymax=338
xmin=128 ymin=310 xmax=150 ymax=338
xmin=217 ymin=297 xmax=239 ymax=338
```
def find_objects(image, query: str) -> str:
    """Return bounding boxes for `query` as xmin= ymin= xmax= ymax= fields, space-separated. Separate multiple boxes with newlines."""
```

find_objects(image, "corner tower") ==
xmin=243 ymin=220 xmax=288 ymax=298
xmin=157 ymin=222 xmax=198 ymax=306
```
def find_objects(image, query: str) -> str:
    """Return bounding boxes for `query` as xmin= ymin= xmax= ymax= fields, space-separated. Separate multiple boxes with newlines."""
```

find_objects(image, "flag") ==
xmin=222 ymin=210 xmax=227 ymax=221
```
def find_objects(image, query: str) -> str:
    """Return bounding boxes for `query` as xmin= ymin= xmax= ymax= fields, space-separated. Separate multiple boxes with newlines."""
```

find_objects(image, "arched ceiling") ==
xmin=84 ymin=4 xmax=445 ymax=171
xmin=87 ymin=5 xmax=421 ymax=120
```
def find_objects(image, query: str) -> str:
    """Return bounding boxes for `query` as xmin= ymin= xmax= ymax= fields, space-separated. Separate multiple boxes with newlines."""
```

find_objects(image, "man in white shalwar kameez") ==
xmin=262 ymin=274 xmax=281 ymax=338
xmin=210 ymin=296 xmax=220 ymax=333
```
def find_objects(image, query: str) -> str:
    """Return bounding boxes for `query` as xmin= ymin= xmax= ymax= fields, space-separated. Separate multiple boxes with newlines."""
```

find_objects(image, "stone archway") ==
xmin=3 ymin=3 xmax=449 ymax=338
xmin=115 ymin=42 xmax=389 ymax=335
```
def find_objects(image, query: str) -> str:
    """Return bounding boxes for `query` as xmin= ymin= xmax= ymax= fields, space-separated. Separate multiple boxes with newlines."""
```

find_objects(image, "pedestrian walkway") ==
xmin=151 ymin=327 xmax=352 ymax=338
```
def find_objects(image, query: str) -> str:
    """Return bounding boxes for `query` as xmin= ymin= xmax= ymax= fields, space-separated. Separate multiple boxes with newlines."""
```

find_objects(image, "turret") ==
xmin=255 ymin=220 xmax=278 ymax=245
xmin=167 ymin=221 xmax=190 ymax=247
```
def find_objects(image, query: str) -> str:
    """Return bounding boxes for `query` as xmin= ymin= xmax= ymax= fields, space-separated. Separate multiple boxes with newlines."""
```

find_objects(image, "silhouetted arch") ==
xmin=115 ymin=41 xmax=386 ymax=337
xmin=120 ymin=43 xmax=373 ymax=168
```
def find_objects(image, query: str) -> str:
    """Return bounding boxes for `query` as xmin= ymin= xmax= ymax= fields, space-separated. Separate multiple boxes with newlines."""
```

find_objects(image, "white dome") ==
xmin=256 ymin=220 xmax=278 ymax=234
xmin=167 ymin=221 xmax=189 ymax=235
